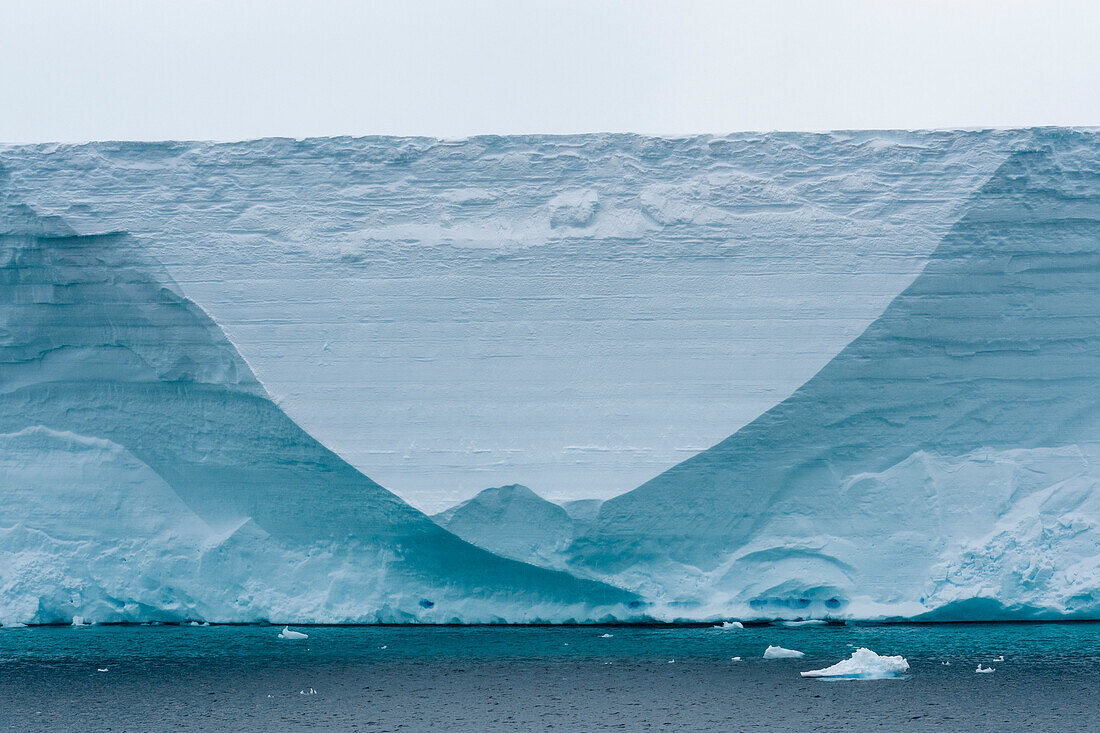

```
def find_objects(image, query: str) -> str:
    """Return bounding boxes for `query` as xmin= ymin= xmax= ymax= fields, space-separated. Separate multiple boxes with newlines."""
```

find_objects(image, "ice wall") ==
xmin=572 ymin=133 xmax=1100 ymax=620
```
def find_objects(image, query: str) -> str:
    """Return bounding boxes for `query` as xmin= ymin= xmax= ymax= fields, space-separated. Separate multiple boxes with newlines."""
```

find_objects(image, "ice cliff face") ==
xmin=0 ymin=198 xmax=638 ymax=625
xmin=572 ymin=134 xmax=1100 ymax=620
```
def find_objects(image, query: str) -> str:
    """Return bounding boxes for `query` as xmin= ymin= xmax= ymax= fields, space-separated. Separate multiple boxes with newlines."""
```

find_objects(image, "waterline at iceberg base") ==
xmin=2 ymin=129 xmax=1100 ymax=625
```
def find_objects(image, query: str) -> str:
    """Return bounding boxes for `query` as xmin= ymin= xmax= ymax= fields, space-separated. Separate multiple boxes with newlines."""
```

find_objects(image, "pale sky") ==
xmin=1 ymin=0 xmax=1098 ymax=142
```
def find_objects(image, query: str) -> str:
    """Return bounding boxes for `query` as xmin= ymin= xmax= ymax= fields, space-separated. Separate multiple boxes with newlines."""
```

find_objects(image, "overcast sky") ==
xmin=2 ymin=0 xmax=1097 ymax=142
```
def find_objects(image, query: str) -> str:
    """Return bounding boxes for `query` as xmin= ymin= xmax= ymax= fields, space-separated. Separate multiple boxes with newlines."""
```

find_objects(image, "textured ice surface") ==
xmin=0 ymin=199 xmax=638 ymax=625
xmin=763 ymin=645 xmax=804 ymax=659
xmin=432 ymin=485 xmax=578 ymax=568
xmin=800 ymin=648 xmax=909 ymax=679
xmin=571 ymin=131 xmax=1100 ymax=621
xmin=0 ymin=132 xmax=1023 ymax=511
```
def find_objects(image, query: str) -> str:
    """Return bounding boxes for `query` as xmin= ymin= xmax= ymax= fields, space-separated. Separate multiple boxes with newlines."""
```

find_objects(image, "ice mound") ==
xmin=975 ymin=664 xmax=996 ymax=674
xmin=717 ymin=621 xmax=744 ymax=629
xmin=800 ymin=648 xmax=909 ymax=679
xmin=763 ymin=645 xmax=805 ymax=659
xmin=278 ymin=627 xmax=308 ymax=640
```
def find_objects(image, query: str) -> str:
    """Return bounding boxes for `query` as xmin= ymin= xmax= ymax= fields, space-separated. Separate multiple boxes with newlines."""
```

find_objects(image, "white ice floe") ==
xmin=942 ymin=661 xmax=951 ymax=666
xmin=780 ymin=620 xmax=827 ymax=627
xmin=730 ymin=656 xmax=742 ymax=661
xmin=717 ymin=621 xmax=743 ymax=629
xmin=600 ymin=633 xmax=613 ymax=638
xmin=992 ymin=655 xmax=1004 ymax=662
xmin=763 ymin=645 xmax=805 ymax=659
xmin=299 ymin=688 xmax=317 ymax=695
xmin=277 ymin=626 xmax=308 ymax=640
xmin=71 ymin=616 xmax=88 ymax=627
xmin=800 ymin=648 xmax=909 ymax=679
xmin=97 ymin=668 xmax=108 ymax=672
xmin=975 ymin=664 xmax=996 ymax=673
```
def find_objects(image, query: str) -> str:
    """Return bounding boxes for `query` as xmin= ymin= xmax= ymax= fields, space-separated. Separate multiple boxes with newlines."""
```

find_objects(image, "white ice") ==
xmin=763 ymin=645 xmax=805 ymax=659
xmin=800 ymin=648 xmax=909 ymax=679
xmin=278 ymin=627 xmax=308 ymax=640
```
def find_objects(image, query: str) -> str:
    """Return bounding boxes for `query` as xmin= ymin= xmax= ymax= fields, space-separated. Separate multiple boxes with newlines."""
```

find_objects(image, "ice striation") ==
xmin=0 ymin=131 xmax=1023 ymax=512
xmin=0 ymin=196 xmax=639 ymax=625
xmin=569 ymin=132 xmax=1100 ymax=621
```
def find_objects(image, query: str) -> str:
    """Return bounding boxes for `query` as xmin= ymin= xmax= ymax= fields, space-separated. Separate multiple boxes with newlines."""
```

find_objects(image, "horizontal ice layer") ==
xmin=0 ymin=132 xmax=1020 ymax=511
xmin=0 ymin=200 xmax=639 ymax=625
xmin=571 ymin=132 xmax=1100 ymax=620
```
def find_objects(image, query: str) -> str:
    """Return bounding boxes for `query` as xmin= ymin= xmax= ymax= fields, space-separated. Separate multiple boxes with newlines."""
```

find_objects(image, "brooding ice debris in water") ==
xmin=570 ymin=133 xmax=1100 ymax=621
xmin=801 ymin=649 xmax=909 ymax=679
xmin=763 ymin=646 xmax=805 ymax=659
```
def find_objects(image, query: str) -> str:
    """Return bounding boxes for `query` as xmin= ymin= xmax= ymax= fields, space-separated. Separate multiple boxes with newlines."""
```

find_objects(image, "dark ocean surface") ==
xmin=1 ymin=623 xmax=1097 ymax=731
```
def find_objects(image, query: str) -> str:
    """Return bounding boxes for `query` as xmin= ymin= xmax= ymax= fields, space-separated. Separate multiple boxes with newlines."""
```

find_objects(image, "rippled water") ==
xmin=2 ymin=623 xmax=1097 ymax=731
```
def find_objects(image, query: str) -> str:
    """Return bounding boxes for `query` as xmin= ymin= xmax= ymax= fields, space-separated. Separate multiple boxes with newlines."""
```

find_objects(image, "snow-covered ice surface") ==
xmin=0 ymin=197 xmax=639 ymax=625
xmin=800 ymin=648 xmax=909 ymax=679
xmin=571 ymin=132 xmax=1100 ymax=621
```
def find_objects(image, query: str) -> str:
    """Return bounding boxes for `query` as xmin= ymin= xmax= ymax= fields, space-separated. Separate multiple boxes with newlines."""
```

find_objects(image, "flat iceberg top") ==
xmin=763 ymin=645 xmax=805 ymax=659
xmin=801 ymin=648 xmax=909 ymax=679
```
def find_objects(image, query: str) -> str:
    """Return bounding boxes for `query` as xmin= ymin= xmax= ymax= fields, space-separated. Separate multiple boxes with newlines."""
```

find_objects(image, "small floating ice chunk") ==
xmin=800 ymin=648 xmax=909 ymax=679
xmin=299 ymin=687 xmax=317 ymax=695
xmin=942 ymin=661 xmax=951 ymax=666
xmin=71 ymin=616 xmax=88 ymax=627
xmin=992 ymin=655 xmax=1004 ymax=662
xmin=763 ymin=645 xmax=805 ymax=659
xmin=600 ymin=633 xmax=613 ymax=638
xmin=278 ymin=626 xmax=308 ymax=640
xmin=716 ymin=621 xmax=743 ymax=629
xmin=97 ymin=668 xmax=108 ymax=672
xmin=1 ymin=622 xmax=27 ymax=629
xmin=780 ymin=620 xmax=827 ymax=627
xmin=730 ymin=656 xmax=741 ymax=661
xmin=975 ymin=664 xmax=995 ymax=674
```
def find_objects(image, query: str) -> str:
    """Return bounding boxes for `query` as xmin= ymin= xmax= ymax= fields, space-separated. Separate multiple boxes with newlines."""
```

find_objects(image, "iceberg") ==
xmin=800 ymin=648 xmax=909 ymax=679
xmin=0 ymin=197 xmax=640 ymax=625
xmin=278 ymin=627 xmax=308 ymax=640
xmin=763 ymin=645 xmax=805 ymax=659
xmin=572 ymin=136 xmax=1100 ymax=620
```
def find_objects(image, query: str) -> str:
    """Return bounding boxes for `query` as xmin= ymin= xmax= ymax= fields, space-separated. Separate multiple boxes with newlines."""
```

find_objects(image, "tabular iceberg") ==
xmin=570 ymin=135 xmax=1100 ymax=620
xmin=0 ymin=196 xmax=639 ymax=625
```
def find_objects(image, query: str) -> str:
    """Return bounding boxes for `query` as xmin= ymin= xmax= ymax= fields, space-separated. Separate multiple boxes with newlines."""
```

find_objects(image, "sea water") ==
xmin=1 ymin=623 xmax=1097 ymax=731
